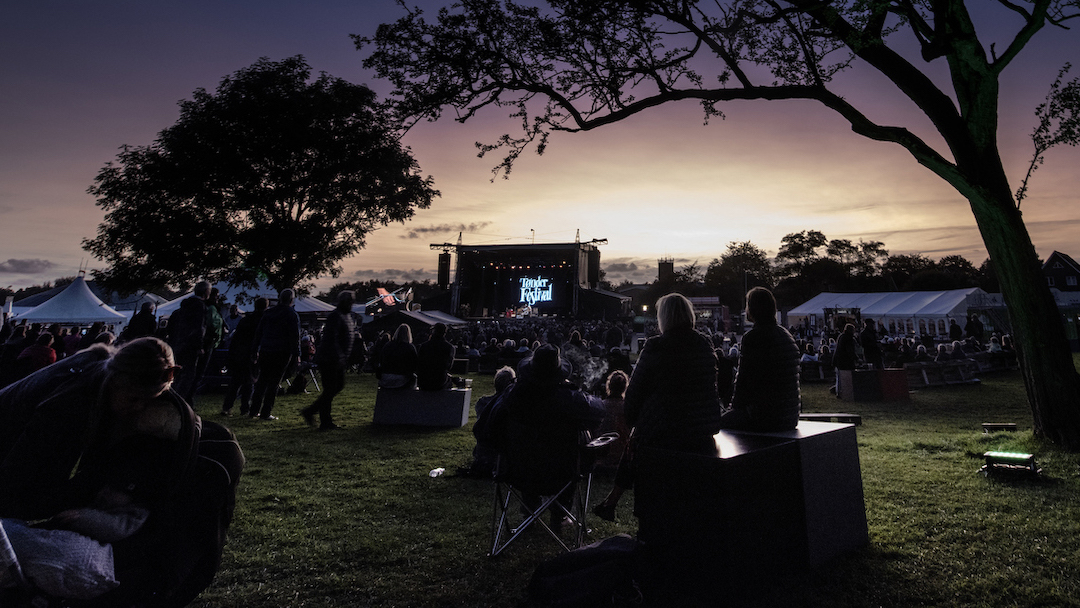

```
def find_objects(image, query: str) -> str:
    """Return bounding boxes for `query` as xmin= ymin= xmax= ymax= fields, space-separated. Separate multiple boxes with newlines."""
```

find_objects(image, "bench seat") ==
xmin=372 ymin=387 xmax=472 ymax=427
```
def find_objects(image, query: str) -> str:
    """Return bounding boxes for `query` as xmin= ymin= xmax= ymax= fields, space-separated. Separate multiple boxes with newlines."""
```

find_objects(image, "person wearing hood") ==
xmin=477 ymin=343 xmax=603 ymax=529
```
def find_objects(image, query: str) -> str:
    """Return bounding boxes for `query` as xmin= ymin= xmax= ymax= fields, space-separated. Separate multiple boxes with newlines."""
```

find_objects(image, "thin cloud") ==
xmin=351 ymin=268 xmax=435 ymax=282
xmin=0 ymin=258 xmax=55 ymax=273
xmin=403 ymin=222 xmax=493 ymax=239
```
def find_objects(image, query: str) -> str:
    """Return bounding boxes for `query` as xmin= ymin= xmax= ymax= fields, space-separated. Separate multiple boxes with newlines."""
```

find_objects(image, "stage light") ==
xmin=980 ymin=451 xmax=1040 ymax=478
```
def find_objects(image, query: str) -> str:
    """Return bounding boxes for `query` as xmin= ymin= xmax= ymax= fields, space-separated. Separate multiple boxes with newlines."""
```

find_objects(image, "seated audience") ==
xmin=464 ymin=366 xmax=516 ymax=477
xmin=378 ymin=324 xmax=418 ymax=389
xmin=720 ymin=287 xmax=800 ymax=432
xmin=596 ymin=370 xmax=630 ymax=470
xmin=480 ymin=345 xmax=603 ymax=530
xmin=416 ymin=323 xmax=457 ymax=391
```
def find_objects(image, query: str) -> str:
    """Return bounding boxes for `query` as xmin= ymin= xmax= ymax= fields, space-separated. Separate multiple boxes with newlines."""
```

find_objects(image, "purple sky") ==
xmin=2 ymin=1 xmax=1078 ymax=293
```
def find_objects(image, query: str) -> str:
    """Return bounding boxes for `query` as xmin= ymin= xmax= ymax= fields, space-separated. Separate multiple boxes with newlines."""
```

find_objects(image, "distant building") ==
xmin=1042 ymin=251 xmax=1080 ymax=292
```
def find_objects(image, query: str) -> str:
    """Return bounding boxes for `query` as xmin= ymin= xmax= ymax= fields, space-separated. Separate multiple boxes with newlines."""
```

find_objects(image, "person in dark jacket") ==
xmin=859 ymin=318 xmax=884 ymax=370
xmin=377 ymin=324 xmax=418 ymax=389
xmin=481 ymin=344 xmax=603 ymax=529
xmin=0 ymin=337 xmax=237 ymax=606
xmin=221 ymin=297 xmax=267 ymax=416
xmin=121 ymin=302 xmax=158 ymax=343
xmin=625 ymin=293 xmax=721 ymax=451
xmin=249 ymin=289 xmax=301 ymax=420
xmin=165 ymin=281 xmax=209 ymax=406
xmin=592 ymin=293 xmax=721 ymax=522
xmin=832 ymin=323 xmax=858 ymax=396
xmin=720 ymin=287 xmax=801 ymax=432
xmin=301 ymin=291 xmax=356 ymax=430
xmin=416 ymin=322 xmax=456 ymax=391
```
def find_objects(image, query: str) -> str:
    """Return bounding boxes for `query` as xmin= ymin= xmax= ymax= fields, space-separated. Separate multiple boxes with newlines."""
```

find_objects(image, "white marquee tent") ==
xmin=788 ymin=288 xmax=987 ymax=336
xmin=157 ymin=282 xmax=336 ymax=318
xmin=12 ymin=274 xmax=128 ymax=325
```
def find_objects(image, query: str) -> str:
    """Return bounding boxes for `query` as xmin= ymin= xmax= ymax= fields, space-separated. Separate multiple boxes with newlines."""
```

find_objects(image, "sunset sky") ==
xmin=2 ymin=1 xmax=1078 ymax=295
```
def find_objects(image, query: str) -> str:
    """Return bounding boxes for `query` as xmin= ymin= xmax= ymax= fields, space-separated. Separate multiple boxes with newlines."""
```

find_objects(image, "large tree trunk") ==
xmin=968 ymin=186 xmax=1080 ymax=450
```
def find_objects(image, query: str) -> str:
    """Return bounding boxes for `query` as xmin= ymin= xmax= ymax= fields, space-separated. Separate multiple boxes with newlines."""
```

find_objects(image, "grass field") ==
xmin=188 ymin=366 xmax=1080 ymax=607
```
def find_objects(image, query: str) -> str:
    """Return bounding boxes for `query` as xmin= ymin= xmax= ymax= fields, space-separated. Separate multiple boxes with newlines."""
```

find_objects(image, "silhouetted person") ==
xmin=221 ymin=297 xmax=267 ymax=416
xmin=301 ymin=291 xmax=356 ymax=430
xmin=165 ymin=281 xmax=209 ymax=406
xmin=250 ymin=289 xmax=301 ymax=421
xmin=720 ymin=287 xmax=800 ymax=431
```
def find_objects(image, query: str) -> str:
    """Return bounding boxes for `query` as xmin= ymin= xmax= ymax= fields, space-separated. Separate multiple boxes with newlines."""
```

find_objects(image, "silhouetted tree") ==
xmin=883 ymin=254 xmax=937 ymax=290
xmin=775 ymin=230 xmax=827 ymax=279
xmin=85 ymin=56 xmax=438 ymax=294
xmin=704 ymin=241 xmax=774 ymax=309
xmin=361 ymin=0 xmax=1080 ymax=448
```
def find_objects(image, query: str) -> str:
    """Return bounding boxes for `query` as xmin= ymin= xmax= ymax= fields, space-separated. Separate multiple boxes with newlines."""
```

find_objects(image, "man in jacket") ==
xmin=249 ymin=289 xmax=301 ymax=421
xmin=301 ymin=291 xmax=356 ymax=430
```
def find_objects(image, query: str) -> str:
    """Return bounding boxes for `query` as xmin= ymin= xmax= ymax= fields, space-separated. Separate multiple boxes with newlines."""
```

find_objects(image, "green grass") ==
xmin=188 ymin=368 xmax=1080 ymax=607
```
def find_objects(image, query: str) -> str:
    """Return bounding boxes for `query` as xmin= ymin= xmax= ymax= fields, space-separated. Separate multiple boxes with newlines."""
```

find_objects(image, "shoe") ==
xmin=259 ymin=415 xmax=278 ymax=421
xmin=219 ymin=410 xmax=232 ymax=417
xmin=239 ymin=407 xmax=249 ymax=416
xmin=319 ymin=423 xmax=342 ymax=431
xmin=592 ymin=503 xmax=616 ymax=522
xmin=301 ymin=409 xmax=316 ymax=427
xmin=549 ymin=514 xmax=572 ymax=534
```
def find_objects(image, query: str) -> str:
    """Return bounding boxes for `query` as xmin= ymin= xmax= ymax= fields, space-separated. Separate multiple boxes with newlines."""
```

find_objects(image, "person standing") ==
xmin=859 ymin=318 xmax=884 ymax=370
xmin=833 ymin=323 xmax=858 ymax=397
xmin=166 ymin=281 xmax=209 ymax=406
xmin=221 ymin=297 xmax=267 ymax=417
xmin=592 ymin=294 xmax=721 ymax=521
xmin=250 ymin=289 xmax=301 ymax=421
xmin=121 ymin=302 xmax=158 ymax=342
xmin=301 ymin=291 xmax=356 ymax=430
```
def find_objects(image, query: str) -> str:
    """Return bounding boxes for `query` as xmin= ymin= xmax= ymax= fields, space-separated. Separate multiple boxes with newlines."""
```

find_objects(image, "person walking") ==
xmin=250 ymin=289 xmax=301 ymax=421
xmin=301 ymin=291 xmax=356 ymax=430
xmin=221 ymin=297 xmax=267 ymax=417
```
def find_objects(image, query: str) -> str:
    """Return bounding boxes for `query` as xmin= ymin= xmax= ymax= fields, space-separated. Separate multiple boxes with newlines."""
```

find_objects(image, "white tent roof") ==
xmin=789 ymin=288 xmax=987 ymax=320
xmin=158 ymin=292 xmax=335 ymax=317
xmin=293 ymin=296 xmax=335 ymax=313
xmin=13 ymin=275 xmax=127 ymax=324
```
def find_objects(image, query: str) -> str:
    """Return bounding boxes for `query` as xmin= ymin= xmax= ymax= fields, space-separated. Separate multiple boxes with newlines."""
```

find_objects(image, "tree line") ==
xmin=621 ymin=231 xmax=999 ymax=312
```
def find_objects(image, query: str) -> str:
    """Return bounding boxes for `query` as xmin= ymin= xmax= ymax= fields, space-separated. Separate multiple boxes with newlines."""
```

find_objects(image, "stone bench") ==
xmin=372 ymin=387 xmax=472 ymax=427
xmin=634 ymin=421 xmax=869 ymax=596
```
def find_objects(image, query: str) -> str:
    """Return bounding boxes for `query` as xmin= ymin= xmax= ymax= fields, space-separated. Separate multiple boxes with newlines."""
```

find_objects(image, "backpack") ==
xmin=528 ymin=534 xmax=643 ymax=607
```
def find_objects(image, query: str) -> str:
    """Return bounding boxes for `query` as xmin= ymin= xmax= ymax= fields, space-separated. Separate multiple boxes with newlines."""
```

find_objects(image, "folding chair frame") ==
xmin=489 ymin=470 xmax=594 ymax=557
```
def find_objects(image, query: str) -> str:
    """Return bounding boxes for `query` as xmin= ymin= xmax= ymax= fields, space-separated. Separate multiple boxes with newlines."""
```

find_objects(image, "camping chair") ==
xmin=489 ymin=419 xmax=618 ymax=557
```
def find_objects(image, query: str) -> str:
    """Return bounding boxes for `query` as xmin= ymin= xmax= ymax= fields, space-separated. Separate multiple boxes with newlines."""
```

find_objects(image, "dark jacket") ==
xmin=416 ymin=335 xmax=455 ymax=390
xmin=0 ymin=346 xmax=113 ymax=518
xmin=721 ymin=321 xmax=801 ymax=432
xmin=625 ymin=327 xmax=721 ymax=450
xmin=834 ymin=332 xmax=858 ymax=370
xmin=227 ymin=310 xmax=263 ymax=368
xmin=379 ymin=341 xmax=418 ymax=378
xmin=123 ymin=309 xmax=158 ymax=342
xmin=254 ymin=303 xmax=301 ymax=356
xmin=315 ymin=309 xmax=356 ymax=368
xmin=166 ymin=297 xmax=207 ymax=356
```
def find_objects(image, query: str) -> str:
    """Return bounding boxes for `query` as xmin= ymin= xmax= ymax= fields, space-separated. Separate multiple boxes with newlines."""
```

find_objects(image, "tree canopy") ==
xmin=360 ymin=0 xmax=1080 ymax=449
xmin=85 ymin=56 xmax=438 ymax=294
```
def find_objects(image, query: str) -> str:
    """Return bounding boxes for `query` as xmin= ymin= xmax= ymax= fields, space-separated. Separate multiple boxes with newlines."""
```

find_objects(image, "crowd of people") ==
xmin=0 ymin=279 xmax=1030 ymax=604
